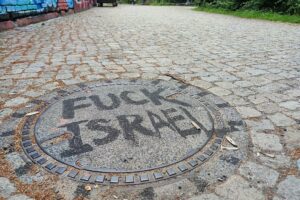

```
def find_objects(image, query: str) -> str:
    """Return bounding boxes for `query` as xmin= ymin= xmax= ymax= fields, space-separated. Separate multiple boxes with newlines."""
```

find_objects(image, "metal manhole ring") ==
xmin=20 ymin=79 xmax=245 ymax=185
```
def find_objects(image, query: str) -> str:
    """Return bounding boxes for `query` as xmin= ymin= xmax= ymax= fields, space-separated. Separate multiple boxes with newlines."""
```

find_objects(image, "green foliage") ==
xmin=194 ymin=6 xmax=300 ymax=23
xmin=198 ymin=0 xmax=300 ymax=15
xmin=148 ymin=0 xmax=188 ymax=5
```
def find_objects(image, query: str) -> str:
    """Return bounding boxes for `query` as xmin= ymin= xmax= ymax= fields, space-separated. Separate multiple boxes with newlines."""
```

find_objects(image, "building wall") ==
xmin=0 ymin=0 xmax=95 ymax=21
xmin=74 ymin=0 xmax=94 ymax=12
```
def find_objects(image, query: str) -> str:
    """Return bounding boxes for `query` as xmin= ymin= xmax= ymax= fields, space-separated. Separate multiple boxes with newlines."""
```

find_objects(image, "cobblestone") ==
xmin=208 ymin=87 xmax=232 ymax=96
xmin=0 ymin=177 xmax=16 ymax=198
xmin=5 ymin=152 xmax=27 ymax=170
xmin=283 ymin=127 xmax=300 ymax=150
xmin=239 ymin=162 xmax=279 ymax=188
xmin=215 ymin=175 xmax=265 ymax=200
xmin=245 ymin=119 xmax=275 ymax=131
xmin=4 ymin=97 xmax=29 ymax=107
xmin=236 ymin=107 xmax=262 ymax=118
xmin=251 ymin=131 xmax=283 ymax=151
xmin=268 ymin=113 xmax=296 ymax=127
xmin=190 ymin=193 xmax=221 ymax=200
xmin=277 ymin=176 xmax=300 ymax=200
xmin=257 ymin=154 xmax=291 ymax=169
xmin=0 ymin=108 xmax=13 ymax=120
xmin=296 ymin=159 xmax=300 ymax=170
xmin=279 ymin=101 xmax=300 ymax=110
xmin=8 ymin=194 xmax=33 ymax=200
xmin=0 ymin=5 xmax=300 ymax=200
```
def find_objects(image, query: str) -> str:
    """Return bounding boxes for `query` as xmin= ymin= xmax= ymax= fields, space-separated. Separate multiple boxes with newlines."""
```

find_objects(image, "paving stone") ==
xmin=283 ymin=127 xmax=300 ymax=150
xmin=20 ymin=73 xmax=39 ymax=79
xmin=23 ymin=90 xmax=46 ymax=98
xmin=234 ymin=80 xmax=254 ymax=88
xmin=8 ymin=194 xmax=33 ymax=200
xmin=272 ymin=196 xmax=283 ymax=200
xmin=256 ymin=102 xmax=282 ymax=114
xmin=105 ymin=73 xmax=120 ymax=79
xmin=1 ymin=79 xmax=13 ymax=87
xmin=245 ymin=119 xmax=274 ymax=131
xmin=122 ymin=72 xmax=141 ymax=78
xmin=279 ymin=101 xmax=300 ymax=110
xmin=277 ymin=176 xmax=300 ymax=200
xmin=5 ymin=97 xmax=29 ymax=107
xmin=239 ymin=162 xmax=279 ymax=187
xmin=202 ymin=75 xmax=221 ymax=82
xmin=18 ymin=172 xmax=44 ymax=184
xmin=284 ymin=89 xmax=300 ymax=98
xmin=190 ymin=79 xmax=212 ymax=89
xmin=189 ymin=193 xmax=221 ymax=200
xmin=208 ymin=87 xmax=232 ymax=96
xmin=266 ymin=93 xmax=291 ymax=103
xmin=296 ymin=159 xmax=300 ymax=170
xmin=256 ymin=83 xmax=290 ymax=93
xmin=0 ymin=177 xmax=16 ymax=198
xmin=85 ymin=74 xmax=104 ymax=81
xmin=41 ymin=82 xmax=59 ymax=90
xmin=5 ymin=152 xmax=27 ymax=170
xmin=62 ymin=79 xmax=82 ymax=85
xmin=56 ymin=73 xmax=73 ymax=80
xmin=215 ymin=82 xmax=236 ymax=89
xmin=288 ymin=111 xmax=300 ymax=121
xmin=154 ymin=179 xmax=197 ymax=199
xmin=268 ymin=113 xmax=296 ymax=127
xmin=245 ymin=69 xmax=268 ymax=76
xmin=236 ymin=107 xmax=262 ymax=118
xmin=223 ymin=95 xmax=248 ymax=106
xmin=251 ymin=131 xmax=283 ymax=151
xmin=0 ymin=108 xmax=13 ymax=119
xmin=246 ymin=77 xmax=272 ymax=86
xmin=215 ymin=175 xmax=264 ymax=200
xmin=257 ymin=154 xmax=291 ymax=169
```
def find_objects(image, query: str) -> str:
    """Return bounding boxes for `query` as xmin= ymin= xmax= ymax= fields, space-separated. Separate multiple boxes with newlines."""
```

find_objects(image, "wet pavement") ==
xmin=0 ymin=5 xmax=300 ymax=200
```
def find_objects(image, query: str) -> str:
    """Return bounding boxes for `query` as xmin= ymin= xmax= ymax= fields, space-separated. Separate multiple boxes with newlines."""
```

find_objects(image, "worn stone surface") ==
xmin=190 ymin=193 xmax=221 ymax=200
xmin=0 ymin=177 xmax=16 ymax=198
xmin=0 ymin=108 xmax=13 ymax=121
xmin=251 ymin=132 xmax=283 ymax=151
xmin=238 ymin=162 xmax=279 ymax=188
xmin=4 ymin=97 xmax=29 ymax=107
xmin=283 ymin=127 xmax=300 ymax=150
xmin=5 ymin=152 xmax=27 ymax=170
xmin=268 ymin=113 xmax=296 ymax=127
xmin=245 ymin=119 xmax=275 ymax=131
xmin=279 ymin=101 xmax=300 ymax=110
xmin=276 ymin=176 xmax=300 ymax=200
xmin=215 ymin=175 xmax=265 ymax=200
xmin=8 ymin=194 xmax=33 ymax=200
xmin=257 ymin=154 xmax=291 ymax=169
xmin=236 ymin=107 xmax=262 ymax=118
xmin=154 ymin=179 xmax=197 ymax=199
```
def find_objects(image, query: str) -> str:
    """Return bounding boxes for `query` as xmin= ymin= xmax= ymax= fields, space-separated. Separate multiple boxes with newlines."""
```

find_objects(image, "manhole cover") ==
xmin=20 ymin=79 xmax=246 ymax=185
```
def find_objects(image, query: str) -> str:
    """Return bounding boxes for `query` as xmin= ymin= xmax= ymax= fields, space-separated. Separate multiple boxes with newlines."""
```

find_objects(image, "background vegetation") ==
xmin=121 ymin=0 xmax=300 ymax=15
xmin=197 ymin=0 xmax=300 ymax=15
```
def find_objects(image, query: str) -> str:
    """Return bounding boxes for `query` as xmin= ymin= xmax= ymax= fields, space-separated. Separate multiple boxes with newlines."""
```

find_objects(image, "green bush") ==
xmin=198 ymin=0 xmax=300 ymax=15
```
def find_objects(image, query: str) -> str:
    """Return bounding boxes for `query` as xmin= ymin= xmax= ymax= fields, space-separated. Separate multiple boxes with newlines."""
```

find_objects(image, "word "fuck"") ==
xmin=62 ymin=88 xmax=191 ymax=119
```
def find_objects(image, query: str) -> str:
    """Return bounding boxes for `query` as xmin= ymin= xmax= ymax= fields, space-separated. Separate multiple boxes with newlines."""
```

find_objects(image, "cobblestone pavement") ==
xmin=1 ymin=4 xmax=300 ymax=200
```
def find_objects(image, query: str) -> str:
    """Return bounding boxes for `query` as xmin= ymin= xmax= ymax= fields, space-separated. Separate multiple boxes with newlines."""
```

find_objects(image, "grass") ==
xmin=194 ymin=6 xmax=300 ymax=23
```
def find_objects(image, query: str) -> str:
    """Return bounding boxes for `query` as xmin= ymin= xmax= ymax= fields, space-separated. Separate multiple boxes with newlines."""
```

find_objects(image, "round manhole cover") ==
xmin=20 ymin=79 xmax=246 ymax=185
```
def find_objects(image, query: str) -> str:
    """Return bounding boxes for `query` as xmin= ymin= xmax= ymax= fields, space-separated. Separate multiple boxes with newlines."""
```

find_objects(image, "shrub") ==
xmin=198 ymin=0 xmax=300 ymax=15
